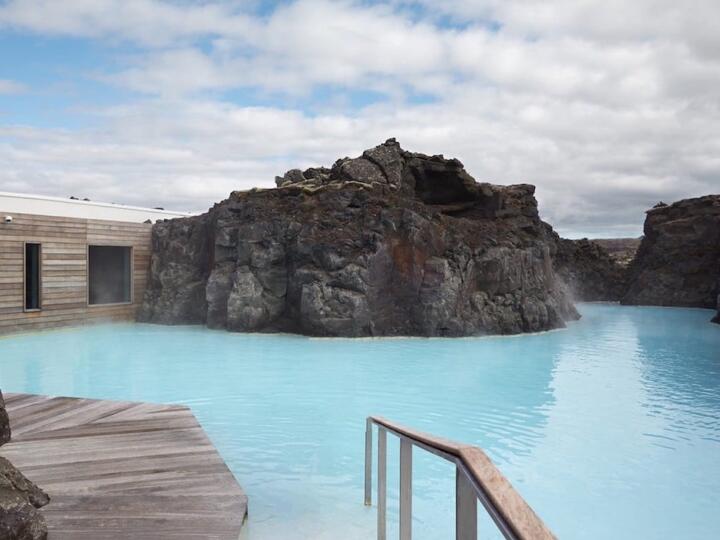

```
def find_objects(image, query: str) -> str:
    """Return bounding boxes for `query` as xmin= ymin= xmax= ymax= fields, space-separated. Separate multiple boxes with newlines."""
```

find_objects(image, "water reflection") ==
xmin=633 ymin=306 xmax=720 ymax=412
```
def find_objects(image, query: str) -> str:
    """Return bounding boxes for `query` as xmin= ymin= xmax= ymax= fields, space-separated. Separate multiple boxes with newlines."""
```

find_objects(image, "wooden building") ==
xmin=0 ymin=192 xmax=191 ymax=335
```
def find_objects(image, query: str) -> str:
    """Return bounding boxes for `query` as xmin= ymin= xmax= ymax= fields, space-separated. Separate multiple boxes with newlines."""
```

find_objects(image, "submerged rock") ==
xmin=622 ymin=195 xmax=720 ymax=316
xmin=140 ymin=139 xmax=579 ymax=336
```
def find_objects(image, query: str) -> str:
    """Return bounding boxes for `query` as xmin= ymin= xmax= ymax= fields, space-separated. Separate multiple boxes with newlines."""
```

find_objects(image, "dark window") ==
xmin=25 ymin=243 xmax=41 ymax=311
xmin=88 ymin=246 xmax=132 ymax=305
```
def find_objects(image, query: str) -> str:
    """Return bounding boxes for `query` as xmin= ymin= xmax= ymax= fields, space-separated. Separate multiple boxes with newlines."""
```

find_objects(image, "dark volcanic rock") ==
xmin=140 ymin=139 xmax=579 ymax=337
xmin=1 ymin=392 xmax=51 ymax=540
xmin=622 ymin=194 xmax=720 ymax=312
xmin=548 ymin=233 xmax=626 ymax=301
xmin=0 ymin=392 xmax=9 ymax=447
xmin=0 ymin=458 xmax=49 ymax=510
xmin=139 ymin=215 xmax=213 ymax=324
xmin=0 ymin=457 xmax=50 ymax=540
xmin=0 ymin=394 xmax=50 ymax=540
xmin=592 ymin=238 xmax=641 ymax=267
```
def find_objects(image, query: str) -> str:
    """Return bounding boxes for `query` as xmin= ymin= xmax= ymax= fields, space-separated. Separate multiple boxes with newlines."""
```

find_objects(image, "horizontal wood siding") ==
xmin=0 ymin=212 xmax=152 ymax=335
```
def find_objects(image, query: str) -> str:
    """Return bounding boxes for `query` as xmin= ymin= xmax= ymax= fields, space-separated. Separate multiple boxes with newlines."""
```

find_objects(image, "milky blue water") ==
xmin=0 ymin=304 xmax=719 ymax=539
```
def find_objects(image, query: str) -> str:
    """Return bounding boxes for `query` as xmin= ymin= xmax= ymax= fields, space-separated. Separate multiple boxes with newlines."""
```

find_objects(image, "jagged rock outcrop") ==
xmin=0 ymin=391 xmax=50 ymax=540
xmin=547 ymin=232 xmax=626 ymax=301
xmin=143 ymin=215 xmax=213 ymax=324
xmin=0 ymin=457 xmax=50 ymax=540
xmin=140 ymin=139 xmax=579 ymax=337
xmin=622 ymin=195 xmax=720 ymax=318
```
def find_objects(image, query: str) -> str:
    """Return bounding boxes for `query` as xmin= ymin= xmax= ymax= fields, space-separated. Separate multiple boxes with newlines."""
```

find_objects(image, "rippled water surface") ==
xmin=1 ymin=304 xmax=719 ymax=539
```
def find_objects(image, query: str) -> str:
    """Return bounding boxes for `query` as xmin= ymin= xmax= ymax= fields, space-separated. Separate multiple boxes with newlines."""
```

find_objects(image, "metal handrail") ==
xmin=364 ymin=416 xmax=556 ymax=540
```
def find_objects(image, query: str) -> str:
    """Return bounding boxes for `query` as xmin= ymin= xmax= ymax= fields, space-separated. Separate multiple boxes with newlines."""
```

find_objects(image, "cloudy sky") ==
xmin=0 ymin=0 xmax=718 ymax=237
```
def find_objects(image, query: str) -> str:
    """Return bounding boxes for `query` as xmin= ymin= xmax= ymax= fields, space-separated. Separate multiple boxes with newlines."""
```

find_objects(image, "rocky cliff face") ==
xmin=0 ymin=391 xmax=50 ymax=540
xmin=622 ymin=195 xmax=720 ymax=316
xmin=548 ymin=232 xmax=626 ymax=301
xmin=140 ymin=139 xmax=579 ymax=337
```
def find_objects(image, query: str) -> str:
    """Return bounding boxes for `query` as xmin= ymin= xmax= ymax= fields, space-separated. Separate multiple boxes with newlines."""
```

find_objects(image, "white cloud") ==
xmin=0 ymin=0 xmax=719 ymax=237
xmin=0 ymin=0 xmax=253 ymax=46
xmin=2 ymin=91 xmax=717 ymax=237
xmin=0 ymin=79 xmax=26 ymax=94
xmin=411 ymin=0 xmax=720 ymax=54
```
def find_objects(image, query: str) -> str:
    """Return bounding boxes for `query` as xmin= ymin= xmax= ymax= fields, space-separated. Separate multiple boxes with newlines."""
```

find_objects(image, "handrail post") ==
xmin=399 ymin=438 xmax=412 ymax=540
xmin=378 ymin=427 xmax=387 ymax=540
xmin=456 ymin=468 xmax=477 ymax=540
xmin=365 ymin=418 xmax=372 ymax=506
xmin=364 ymin=417 xmax=556 ymax=540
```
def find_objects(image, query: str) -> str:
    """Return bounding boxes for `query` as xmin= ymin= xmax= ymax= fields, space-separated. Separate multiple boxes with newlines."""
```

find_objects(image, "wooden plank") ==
xmin=0 ymin=393 xmax=247 ymax=540
xmin=43 ymin=275 xmax=85 ymax=282
xmin=0 ymin=212 xmax=88 ymax=224
xmin=44 ymin=302 xmax=88 ymax=312
xmin=43 ymin=296 xmax=87 ymax=305
xmin=0 ymin=283 xmax=21 ymax=290
xmin=0 ymin=320 xmax=89 ymax=334
xmin=44 ymin=254 xmax=87 ymax=261
xmin=43 ymin=256 xmax=87 ymax=263
xmin=44 ymin=281 xmax=87 ymax=288
xmin=0 ymin=307 xmax=88 ymax=321
xmin=0 ymin=232 xmax=88 ymax=242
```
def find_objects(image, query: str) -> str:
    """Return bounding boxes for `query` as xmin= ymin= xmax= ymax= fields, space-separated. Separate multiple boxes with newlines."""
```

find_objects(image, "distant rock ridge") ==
xmin=0 ymin=391 xmax=50 ymax=540
xmin=591 ymin=238 xmax=641 ymax=267
xmin=622 ymin=194 xmax=720 ymax=323
xmin=547 ymin=230 xmax=627 ymax=301
xmin=140 ymin=139 xmax=579 ymax=337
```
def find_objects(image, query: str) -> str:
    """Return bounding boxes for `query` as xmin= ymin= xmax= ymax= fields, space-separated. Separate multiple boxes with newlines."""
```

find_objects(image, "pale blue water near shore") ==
xmin=0 ymin=304 xmax=718 ymax=539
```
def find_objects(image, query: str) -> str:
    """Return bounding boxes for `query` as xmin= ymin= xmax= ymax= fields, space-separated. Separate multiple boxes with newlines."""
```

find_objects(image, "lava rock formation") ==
xmin=0 ymin=391 xmax=50 ymax=540
xmin=140 ymin=139 xmax=579 ymax=336
xmin=622 ymin=194 xmax=720 ymax=322
xmin=548 ymin=232 xmax=627 ymax=301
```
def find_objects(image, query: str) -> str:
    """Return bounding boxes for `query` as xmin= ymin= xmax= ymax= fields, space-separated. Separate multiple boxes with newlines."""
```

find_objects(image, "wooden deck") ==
xmin=0 ymin=393 xmax=248 ymax=540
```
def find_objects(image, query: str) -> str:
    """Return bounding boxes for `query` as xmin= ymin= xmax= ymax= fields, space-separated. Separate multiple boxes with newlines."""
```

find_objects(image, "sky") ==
xmin=0 ymin=0 xmax=718 ymax=238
